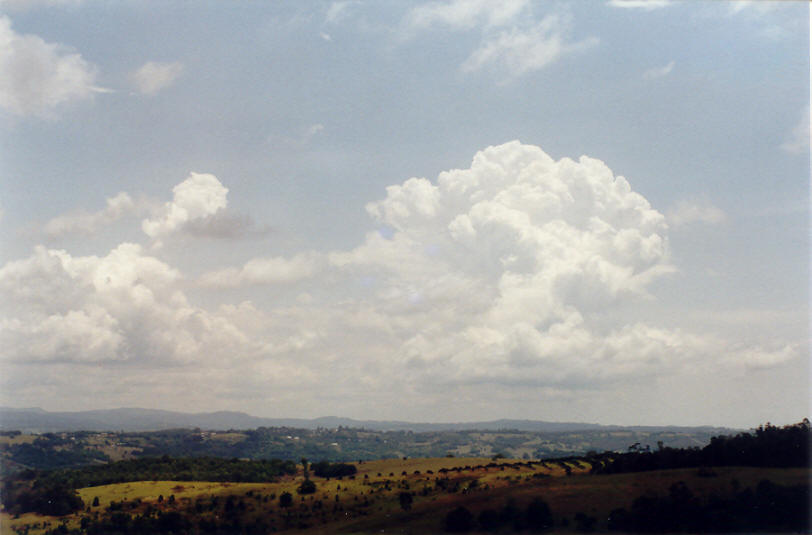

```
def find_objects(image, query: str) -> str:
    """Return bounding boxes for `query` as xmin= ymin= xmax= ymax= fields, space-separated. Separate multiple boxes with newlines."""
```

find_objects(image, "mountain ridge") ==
xmin=0 ymin=407 xmax=736 ymax=434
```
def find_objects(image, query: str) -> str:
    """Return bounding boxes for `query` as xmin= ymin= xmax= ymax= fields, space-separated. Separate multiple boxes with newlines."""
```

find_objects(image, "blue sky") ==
xmin=0 ymin=0 xmax=808 ymax=427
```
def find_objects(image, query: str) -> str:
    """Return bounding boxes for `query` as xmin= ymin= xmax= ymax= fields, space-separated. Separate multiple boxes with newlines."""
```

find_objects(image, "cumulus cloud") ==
xmin=460 ymin=14 xmax=598 ymax=78
xmin=607 ymin=0 xmax=671 ymax=10
xmin=130 ymin=61 xmax=184 ymax=96
xmin=324 ymin=141 xmax=685 ymax=385
xmin=199 ymin=253 xmax=324 ymax=288
xmin=142 ymin=172 xmax=229 ymax=243
xmin=0 ymin=15 xmax=107 ymax=116
xmin=781 ymin=106 xmax=809 ymax=155
xmin=1 ymin=142 xmax=798 ymax=412
xmin=0 ymin=243 xmax=254 ymax=365
xmin=43 ymin=192 xmax=146 ymax=238
xmin=642 ymin=60 xmax=674 ymax=80
xmin=666 ymin=197 xmax=726 ymax=227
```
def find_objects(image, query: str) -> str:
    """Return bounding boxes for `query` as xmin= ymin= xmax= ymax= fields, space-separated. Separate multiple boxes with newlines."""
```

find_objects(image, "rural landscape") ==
xmin=0 ymin=411 xmax=809 ymax=534
xmin=1 ymin=1 xmax=809 ymax=534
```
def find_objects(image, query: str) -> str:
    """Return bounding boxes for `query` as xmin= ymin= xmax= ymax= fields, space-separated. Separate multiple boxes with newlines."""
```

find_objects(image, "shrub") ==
xmin=298 ymin=479 xmax=316 ymax=494
xmin=445 ymin=506 xmax=474 ymax=532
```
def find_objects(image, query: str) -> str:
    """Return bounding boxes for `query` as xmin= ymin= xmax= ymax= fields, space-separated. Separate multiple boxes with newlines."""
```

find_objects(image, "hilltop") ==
xmin=0 ymin=407 xmax=731 ymax=434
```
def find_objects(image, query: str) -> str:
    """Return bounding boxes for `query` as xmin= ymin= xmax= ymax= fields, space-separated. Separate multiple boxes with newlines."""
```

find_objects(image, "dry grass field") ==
xmin=1 ymin=456 xmax=807 ymax=535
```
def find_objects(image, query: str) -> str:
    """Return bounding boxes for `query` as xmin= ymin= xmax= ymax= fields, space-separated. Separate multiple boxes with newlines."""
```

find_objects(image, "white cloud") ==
xmin=1 ymin=142 xmax=798 ymax=413
xmin=325 ymin=1 xmax=360 ymax=24
xmin=142 ymin=172 xmax=229 ymax=243
xmin=642 ymin=60 xmax=674 ymax=80
xmin=0 ymin=243 xmax=254 ymax=365
xmin=666 ymin=197 xmax=726 ymax=227
xmin=781 ymin=106 xmax=809 ymax=155
xmin=406 ymin=0 xmax=530 ymax=30
xmin=402 ymin=4 xmax=596 ymax=80
xmin=199 ymin=253 xmax=324 ymax=288
xmin=727 ymin=1 xmax=781 ymax=15
xmin=0 ymin=15 xmax=107 ymax=116
xmin=43 ymin=192 xmax=144 ymax=238
xmin=460 ymin=14 xmax=598 ymax=78
xmin=130 ymin=61 xmax=184 ymax=96
xmin=328 ymin=141 xmax=681 ymax=385
xmin=304 ymin=123 xmax=325 ymax=140
xmin=607 ymin=0 xmax=671 ymax=10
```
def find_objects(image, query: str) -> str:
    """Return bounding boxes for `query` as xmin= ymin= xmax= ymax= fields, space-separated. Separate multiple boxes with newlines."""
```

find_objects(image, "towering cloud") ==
xmin=0 ymin=142 xmax=797 ymax=412
xmin=142 ymin=172 xmax=229 ymax=243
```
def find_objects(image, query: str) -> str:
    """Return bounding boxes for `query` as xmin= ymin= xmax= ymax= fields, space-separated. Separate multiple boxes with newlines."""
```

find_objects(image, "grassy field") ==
xmin=0 ymin=435 xmax=37 ymax=446
xmin=1 ymin=457 xmax=808 ymax=535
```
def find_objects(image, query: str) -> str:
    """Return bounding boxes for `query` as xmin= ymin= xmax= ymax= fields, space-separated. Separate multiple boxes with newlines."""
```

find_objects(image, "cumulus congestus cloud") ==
xmin=0 ymin=142 xmax=797 ymax=408
xmin=329 ymin=141 xmax=681 ymax=385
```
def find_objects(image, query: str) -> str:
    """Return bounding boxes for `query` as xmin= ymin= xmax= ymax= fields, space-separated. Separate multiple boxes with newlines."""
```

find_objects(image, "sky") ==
xmin=0 ymin=0 xmax=808 ymax=428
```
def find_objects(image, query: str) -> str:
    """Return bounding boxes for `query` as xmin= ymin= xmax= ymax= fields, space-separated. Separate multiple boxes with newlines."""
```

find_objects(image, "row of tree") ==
xmin=592 ymin=419 xmax=810 ymax=474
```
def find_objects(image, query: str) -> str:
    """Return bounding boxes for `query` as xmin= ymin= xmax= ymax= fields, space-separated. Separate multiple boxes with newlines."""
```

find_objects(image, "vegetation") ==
xmin=0 ymin=420 xmax=807 ymax=534
xmin=2 ymin=425 xmax=729 ymax=473
xmin=310 ymin=461 xmax=357 ymax=478
xmin=607 ymin=479 xmax=809 ymax=532
xmin=592 ymin=419 xmax=810 ymax=474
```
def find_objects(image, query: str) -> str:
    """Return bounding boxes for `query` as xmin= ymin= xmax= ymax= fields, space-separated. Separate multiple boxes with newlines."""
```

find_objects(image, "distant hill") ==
xmin=0 ymin=407 xmax=731 ymax=434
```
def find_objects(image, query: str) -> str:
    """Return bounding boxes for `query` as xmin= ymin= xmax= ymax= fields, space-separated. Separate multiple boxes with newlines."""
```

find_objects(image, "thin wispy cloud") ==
xmin=607 ymin=0 xmax=671 ymax=10
xmin=781 ymin=106 xmax=809 ymax=155
xmin=667 ymin=197 xmax=726 ymax=228
xmin=402 ymin=3 xmax=598 ymax=80
xmin=461 ymin=14 xmax=598 ymax=79
xmin=130 ymin=61 xmax=184 ymax=96
xmin=642 ymin=60 xmax=674 ymax=80
xmin=406 ymin=0 xmax=529 ymax=30
xmin=325 ymin=1 xmax=360 ymax=24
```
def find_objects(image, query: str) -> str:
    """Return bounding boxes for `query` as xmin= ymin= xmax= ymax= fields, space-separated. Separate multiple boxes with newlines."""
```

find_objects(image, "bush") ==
xmin=312 ymin=461 xmax=357 ymax=478
xmin=445 ymin=506 xmax=474 ymax=532
xmin=297 ymin=479 xmax=316 ymax=494
xmin=279 ymin=492 xmax=293 ymax=507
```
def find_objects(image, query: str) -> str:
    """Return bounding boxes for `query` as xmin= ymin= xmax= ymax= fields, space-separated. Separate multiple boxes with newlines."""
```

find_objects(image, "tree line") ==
xmin=591 ymin=419 xmax=809 ymax=474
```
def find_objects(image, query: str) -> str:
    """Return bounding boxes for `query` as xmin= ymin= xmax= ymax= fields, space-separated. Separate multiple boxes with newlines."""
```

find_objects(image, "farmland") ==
xmin=0 ymin=421 xmax=808 ymax=534
xmin=0 ymin=425 xmax=728 ymax=474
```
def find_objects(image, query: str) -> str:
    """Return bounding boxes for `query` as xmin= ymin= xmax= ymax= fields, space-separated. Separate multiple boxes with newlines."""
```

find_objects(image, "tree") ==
xmin=301 ymin=458 xmax=309 ymax=479
xmin=279 ymin=492 xmax=293 ymax=508
xmin=398 ymin=491 xmax=413 ymax=511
